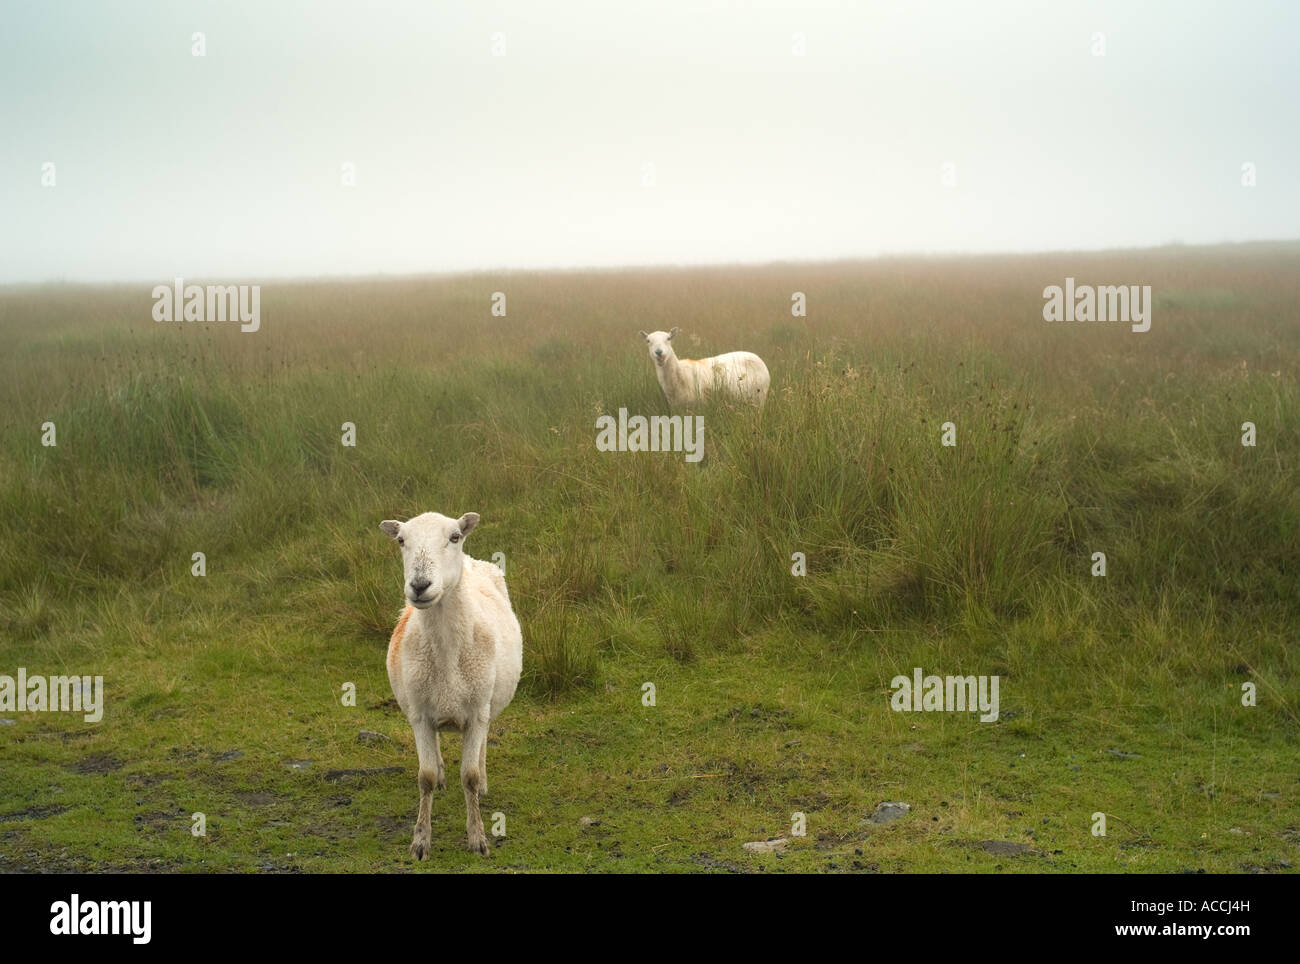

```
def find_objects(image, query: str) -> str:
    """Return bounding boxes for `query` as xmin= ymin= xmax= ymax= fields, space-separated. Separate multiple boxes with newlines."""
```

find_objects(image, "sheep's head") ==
xmin=379 ymin=511 xmax=480 ymax=609
xmin=639 ymin=327 xmax=680 ymax=366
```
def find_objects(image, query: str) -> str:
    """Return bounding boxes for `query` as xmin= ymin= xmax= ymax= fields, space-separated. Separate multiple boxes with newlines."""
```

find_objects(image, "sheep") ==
xmin=638 ymin=327 xmax=770 ymax=409
xmin=378 ymin=511 xmax=523 ymax=858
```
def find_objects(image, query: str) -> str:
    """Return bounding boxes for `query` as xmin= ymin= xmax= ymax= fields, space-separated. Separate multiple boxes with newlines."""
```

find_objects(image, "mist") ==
xmin=2 ymin=0 xmax=1296 ymax=283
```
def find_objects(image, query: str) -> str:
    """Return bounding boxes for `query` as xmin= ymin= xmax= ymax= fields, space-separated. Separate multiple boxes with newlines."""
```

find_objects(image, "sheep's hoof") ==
xmin=410 ymin=831 xmax=431 ymax=861
xmin=467 ymin=834 xmax=490 ymax=857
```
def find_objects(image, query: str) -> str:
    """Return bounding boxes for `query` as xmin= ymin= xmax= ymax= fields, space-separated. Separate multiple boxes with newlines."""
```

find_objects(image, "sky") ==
xmin=1 ymin=0 xmax=1297 ymax=282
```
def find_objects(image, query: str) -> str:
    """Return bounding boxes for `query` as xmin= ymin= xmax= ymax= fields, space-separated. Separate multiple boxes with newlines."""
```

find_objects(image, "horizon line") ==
xmin=4 ymin=237 xmax=1299 ymax=290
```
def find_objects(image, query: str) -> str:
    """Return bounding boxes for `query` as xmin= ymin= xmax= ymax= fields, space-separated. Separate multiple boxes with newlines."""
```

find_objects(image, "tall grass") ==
xmin=2 ymin=245 xmax=1298 ymax=696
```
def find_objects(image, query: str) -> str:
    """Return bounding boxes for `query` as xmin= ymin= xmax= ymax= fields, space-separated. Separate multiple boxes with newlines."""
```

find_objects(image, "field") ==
xmin=1 ymin=243 xmax=1297 ymax=873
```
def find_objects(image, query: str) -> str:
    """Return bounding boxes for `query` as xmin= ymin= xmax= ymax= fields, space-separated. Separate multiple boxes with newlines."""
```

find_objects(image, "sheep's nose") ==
xmin=409 ymin=578 xmax=432 ymax=595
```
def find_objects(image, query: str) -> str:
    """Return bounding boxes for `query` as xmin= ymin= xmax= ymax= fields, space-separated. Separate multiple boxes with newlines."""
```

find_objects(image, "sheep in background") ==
xmin=639 ymin=327 xmax=770 ymax=408
xmin=379 ymin=511 xmax=523 ymax=858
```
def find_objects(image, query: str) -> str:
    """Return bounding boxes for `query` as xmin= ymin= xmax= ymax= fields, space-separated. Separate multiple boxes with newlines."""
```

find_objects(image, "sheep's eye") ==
xmin=450 ymin=532 xmax=461 ymax=544
xmin=397 ymin=537 xmax=404 ymax=546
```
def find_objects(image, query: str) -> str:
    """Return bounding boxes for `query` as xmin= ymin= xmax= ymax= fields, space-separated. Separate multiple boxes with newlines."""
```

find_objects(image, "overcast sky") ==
xmin=1 ymin=0 xmax=1296 ymax=282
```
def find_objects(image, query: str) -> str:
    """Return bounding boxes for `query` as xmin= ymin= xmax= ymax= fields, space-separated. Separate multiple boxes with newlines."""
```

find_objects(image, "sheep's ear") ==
xmin=638 ymin=330 xmax=649 ymax=340
xmin=457 ymin=513 xmax=480 ymax=538
xmin=669 ymin=326 xmax=680 ymax=339
xmin=379 ymin=520 xmax=401 ymax=539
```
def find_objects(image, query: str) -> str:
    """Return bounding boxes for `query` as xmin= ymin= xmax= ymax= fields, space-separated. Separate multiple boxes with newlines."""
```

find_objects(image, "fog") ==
xmin=2 ymin=0 xmax=1296 ymax=282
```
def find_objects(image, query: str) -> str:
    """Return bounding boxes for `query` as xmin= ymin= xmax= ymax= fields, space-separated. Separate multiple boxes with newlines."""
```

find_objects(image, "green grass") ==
xmin=1 ymin=244 xmax=1298 ymax=872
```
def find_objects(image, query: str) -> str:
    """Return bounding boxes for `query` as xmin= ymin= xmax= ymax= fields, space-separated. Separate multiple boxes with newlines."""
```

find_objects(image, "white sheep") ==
xmin=639 ymin=327 xmax=770 ymax=408
xmin=379 ymin=511 xmax=523 ymax=858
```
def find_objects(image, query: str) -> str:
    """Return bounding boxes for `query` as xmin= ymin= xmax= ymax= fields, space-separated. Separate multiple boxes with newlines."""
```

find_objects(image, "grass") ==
xmin=1 ymin=243 xmax=1297 ymax=872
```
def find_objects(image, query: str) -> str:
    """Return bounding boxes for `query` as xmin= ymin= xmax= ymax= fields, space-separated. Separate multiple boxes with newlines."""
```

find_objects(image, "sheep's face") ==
xmin=639 ymin=327 xmax=680 ymax=367
xmin=379 ymin=511 xmax=480 ymax=609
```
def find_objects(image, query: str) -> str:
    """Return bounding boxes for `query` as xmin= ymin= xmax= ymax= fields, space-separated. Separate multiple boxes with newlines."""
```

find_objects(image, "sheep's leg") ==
xmin=478 ymin=733 xmax=488 ymax=796
xmin=409 ymin=718 xmax=441 ymax=860
xmin=461 ymin=715 xmax=490 ymax=855
xmin=432 ymin=729 xmax=446 ymax=789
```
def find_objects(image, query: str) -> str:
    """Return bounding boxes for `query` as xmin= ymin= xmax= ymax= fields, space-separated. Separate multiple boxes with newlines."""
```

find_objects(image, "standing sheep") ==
xmin=639 ymin=327 xmax=770 ymax=408
xmin=379 ymin=511 xmax=523 ymax=858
